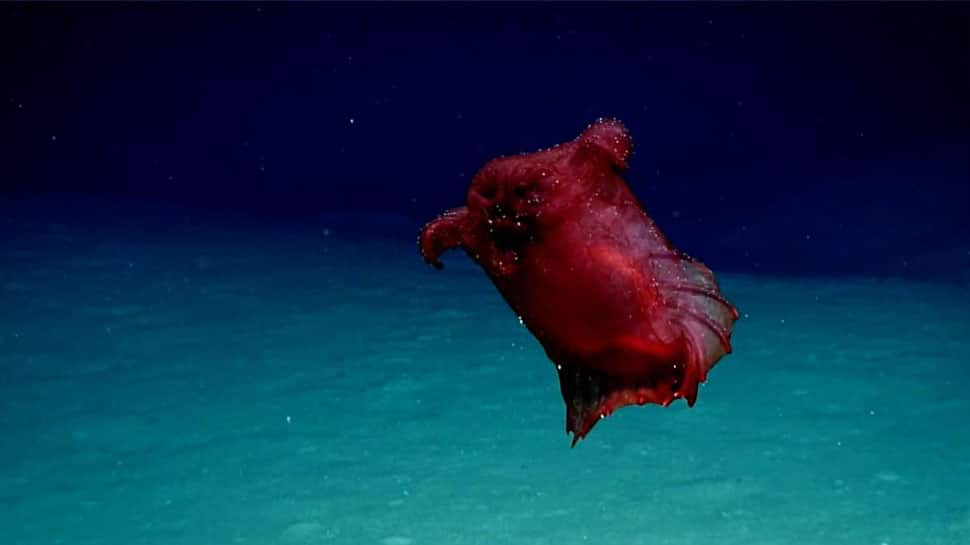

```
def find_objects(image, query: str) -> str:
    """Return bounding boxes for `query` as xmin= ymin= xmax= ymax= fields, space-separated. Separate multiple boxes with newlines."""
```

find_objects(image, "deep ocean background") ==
xmin=3 ymin=2 xmax=968 ymax=278
xmin=1 ymin=4 xmax=969 ymax=545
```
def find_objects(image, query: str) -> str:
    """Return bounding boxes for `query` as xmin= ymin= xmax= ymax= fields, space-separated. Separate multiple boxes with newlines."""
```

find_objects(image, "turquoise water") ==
xmin=2 ymin=198 xmax=968 ymax=545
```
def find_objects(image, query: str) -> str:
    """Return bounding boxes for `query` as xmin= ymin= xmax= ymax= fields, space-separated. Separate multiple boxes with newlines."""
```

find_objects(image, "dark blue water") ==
xmin=2 ymin=4 xmax=968 ymax=545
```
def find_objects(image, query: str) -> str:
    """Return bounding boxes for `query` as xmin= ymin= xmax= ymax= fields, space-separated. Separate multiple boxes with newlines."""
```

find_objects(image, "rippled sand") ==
xmin=2 ymin=198 xmax=967 ymax=545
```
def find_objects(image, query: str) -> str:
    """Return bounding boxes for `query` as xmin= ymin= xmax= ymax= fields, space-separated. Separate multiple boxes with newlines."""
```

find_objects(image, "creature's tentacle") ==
xmin=419 ymin=207 xmax=470 ymax=269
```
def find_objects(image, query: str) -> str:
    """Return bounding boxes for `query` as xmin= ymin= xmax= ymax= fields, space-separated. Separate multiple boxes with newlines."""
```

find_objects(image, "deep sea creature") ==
xmin=420 ymin=119 xmax=739 ymax=445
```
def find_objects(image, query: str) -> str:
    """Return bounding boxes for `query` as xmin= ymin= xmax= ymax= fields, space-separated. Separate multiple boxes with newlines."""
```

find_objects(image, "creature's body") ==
xmin=420 ymin=119 xmax=738 ymax=445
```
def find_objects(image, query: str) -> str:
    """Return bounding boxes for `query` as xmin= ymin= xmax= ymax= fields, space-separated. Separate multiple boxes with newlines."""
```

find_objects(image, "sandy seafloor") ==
xmin=2 ymin=197 xmax=968 ymax=545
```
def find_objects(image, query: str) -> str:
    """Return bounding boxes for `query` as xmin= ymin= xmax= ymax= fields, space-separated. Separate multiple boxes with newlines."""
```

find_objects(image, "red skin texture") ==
xmin=420 ymin=119 xmax=739 ymax=445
